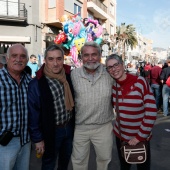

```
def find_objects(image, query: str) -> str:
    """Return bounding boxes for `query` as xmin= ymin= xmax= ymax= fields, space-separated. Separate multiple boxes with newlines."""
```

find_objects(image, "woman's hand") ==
xmin=128 ymin=137 xmax=139 ymax=145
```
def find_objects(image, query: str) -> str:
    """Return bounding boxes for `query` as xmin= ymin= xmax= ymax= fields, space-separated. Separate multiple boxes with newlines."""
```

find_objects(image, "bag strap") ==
xmin=115 ymin=83 xmax=121 ymax=139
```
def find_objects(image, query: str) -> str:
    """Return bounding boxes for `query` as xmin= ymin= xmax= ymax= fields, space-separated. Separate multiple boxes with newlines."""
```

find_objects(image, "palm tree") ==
xmin=114 ymin=23 xmax=138 ymax=61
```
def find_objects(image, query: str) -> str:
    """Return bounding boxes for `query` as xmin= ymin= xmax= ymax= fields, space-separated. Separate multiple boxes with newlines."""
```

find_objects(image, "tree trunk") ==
xmin=122 ymin=40 xmax=126 ymax=61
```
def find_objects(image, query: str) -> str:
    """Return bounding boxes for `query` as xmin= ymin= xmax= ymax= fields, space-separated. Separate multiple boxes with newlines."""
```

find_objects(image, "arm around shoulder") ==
xmin=28 ymin=79 xmax=43 ymax=143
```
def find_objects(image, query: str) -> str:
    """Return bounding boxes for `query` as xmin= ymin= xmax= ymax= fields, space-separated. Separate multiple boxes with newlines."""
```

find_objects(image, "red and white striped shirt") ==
xmin=113 ymin=74 xmax=157 ymax=141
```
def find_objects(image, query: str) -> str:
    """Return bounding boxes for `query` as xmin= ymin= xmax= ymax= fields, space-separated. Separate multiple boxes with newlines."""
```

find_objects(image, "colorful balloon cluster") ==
xmin=54 ymin=14 xmax=103 ymax=65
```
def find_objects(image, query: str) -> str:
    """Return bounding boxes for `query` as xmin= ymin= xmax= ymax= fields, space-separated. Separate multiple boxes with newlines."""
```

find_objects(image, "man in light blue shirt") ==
xmin=27 ymin=54 xmax=38 ymax=78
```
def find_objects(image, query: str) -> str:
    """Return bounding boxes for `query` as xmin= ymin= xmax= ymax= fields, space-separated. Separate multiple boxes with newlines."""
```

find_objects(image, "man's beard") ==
xmin=83 ymin=62 xmax=100 ymax=70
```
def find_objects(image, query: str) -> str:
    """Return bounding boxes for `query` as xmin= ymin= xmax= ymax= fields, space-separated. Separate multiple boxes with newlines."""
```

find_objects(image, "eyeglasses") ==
xmin=106 ymin=62 xmax=120 ymax=71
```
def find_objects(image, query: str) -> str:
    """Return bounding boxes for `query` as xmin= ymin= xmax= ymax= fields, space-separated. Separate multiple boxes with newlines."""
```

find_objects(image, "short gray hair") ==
xmin=6 ymin=44 xmax=28 ymax=59
xmin=44 ymin=44 xmax=64 ymax=59
xmin=81 ymin=41 xmax=101 ymax=55
xmin=105 ymin=54 xmax=123 ymax=65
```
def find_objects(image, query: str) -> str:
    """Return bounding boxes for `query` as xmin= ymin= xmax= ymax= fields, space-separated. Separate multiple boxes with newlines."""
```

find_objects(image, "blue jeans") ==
xmin=42 ymin=121 xmax=74 ymax=170
xmin=0 ymin=137 xmax=31 ymax=170
xmin=162 ymin=84 xmax=170 ymax=115
xmin=151 ymin=84 xmax=161 ymax=110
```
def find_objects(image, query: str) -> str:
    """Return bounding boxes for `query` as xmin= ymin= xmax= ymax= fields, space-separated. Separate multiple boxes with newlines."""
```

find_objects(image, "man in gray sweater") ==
xmin=71 ymin=42 xmax=114 ymax=170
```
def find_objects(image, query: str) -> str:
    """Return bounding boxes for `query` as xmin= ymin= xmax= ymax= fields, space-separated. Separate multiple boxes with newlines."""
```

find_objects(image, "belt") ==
xmin=56 ymin=120 xmax=70 ymax=128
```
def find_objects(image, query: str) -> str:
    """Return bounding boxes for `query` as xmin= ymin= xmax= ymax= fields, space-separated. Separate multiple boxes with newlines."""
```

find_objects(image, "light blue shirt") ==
xmin=27 ymin=61 xmax=38 ymax=77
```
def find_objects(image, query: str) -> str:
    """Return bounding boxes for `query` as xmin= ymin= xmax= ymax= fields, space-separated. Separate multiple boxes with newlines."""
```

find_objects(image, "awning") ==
xmin=0 ymin=36 xmax=31 ymax=43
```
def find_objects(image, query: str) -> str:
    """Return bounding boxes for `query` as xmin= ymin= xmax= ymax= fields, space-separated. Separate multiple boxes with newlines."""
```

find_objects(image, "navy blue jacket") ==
xmin=160 ymin=66 xmax=170 ymax=83
xmin=28 ymin=64 xmax=75 ymax=158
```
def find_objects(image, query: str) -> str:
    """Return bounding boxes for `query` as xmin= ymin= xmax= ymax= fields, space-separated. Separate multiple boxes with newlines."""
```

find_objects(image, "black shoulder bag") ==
xmin=0 ymin=130 xmax=13 ymax=146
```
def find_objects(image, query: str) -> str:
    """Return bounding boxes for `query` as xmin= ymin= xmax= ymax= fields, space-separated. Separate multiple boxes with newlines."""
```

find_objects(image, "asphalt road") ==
xmin=30 ymin=114 xmax=170 ymax=170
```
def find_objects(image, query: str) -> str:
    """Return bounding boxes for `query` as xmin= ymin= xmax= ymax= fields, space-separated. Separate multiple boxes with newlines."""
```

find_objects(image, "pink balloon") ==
xmin=95 ymin=24 xmax=103 ymax=37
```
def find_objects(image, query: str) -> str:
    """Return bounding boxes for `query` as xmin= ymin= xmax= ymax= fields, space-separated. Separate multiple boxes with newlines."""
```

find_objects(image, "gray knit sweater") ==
xmin=71 ymin=64 xmax=114 ymax=129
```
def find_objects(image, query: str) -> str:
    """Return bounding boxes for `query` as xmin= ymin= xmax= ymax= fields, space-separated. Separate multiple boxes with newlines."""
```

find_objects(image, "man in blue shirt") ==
xmin=27 ymin=54 xmax=38 ymax=78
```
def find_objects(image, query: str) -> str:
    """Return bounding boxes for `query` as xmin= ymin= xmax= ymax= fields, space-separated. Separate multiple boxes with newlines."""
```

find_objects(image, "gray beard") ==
xmin=83 ymin=62 xmax=100 ymax=70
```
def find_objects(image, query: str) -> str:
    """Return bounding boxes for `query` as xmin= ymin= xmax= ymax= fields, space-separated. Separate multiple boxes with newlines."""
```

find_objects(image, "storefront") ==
xmin=0 ymin=36 xmax=31 ymax=54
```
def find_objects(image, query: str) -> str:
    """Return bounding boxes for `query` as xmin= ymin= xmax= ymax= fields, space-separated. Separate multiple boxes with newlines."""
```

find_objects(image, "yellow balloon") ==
xmin=59 ymin=15 xmax=71 ymax=22
xmin=74 ymin=38 xmax=86 ymax=52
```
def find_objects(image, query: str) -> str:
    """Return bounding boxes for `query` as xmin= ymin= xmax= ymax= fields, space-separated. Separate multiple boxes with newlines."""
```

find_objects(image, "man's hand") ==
xmin=35 ymin=141 xmax=45 ymax=155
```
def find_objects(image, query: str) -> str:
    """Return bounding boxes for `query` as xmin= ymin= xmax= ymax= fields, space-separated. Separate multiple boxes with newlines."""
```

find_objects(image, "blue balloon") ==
xmin=94 ymin=38 xmax=103 ymax=44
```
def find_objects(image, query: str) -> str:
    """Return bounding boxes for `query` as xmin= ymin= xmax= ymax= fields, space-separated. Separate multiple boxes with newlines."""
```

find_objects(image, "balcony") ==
xmin=87 ymin=0 xmax=109 ymax=19
xmin=0 ymin=0 xmax=27 ymax=22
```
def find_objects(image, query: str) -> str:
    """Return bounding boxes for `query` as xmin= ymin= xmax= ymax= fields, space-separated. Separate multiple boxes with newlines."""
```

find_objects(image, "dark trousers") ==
xmin=42 ymin=121 xmax=74 ymax=170
xmin=116 ymin=137 xmax=151 ymax=170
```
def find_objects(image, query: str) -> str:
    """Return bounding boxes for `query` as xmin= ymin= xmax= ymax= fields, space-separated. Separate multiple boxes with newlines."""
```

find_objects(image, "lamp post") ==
xmin=102 ymin=30 xmax=110 ymax=59
xmin=103 ymin=31 xmax=109 ymax=42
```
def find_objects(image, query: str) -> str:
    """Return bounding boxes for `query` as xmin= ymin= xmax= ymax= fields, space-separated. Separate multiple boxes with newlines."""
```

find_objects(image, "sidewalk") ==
xmin=30 ymin=114 xmax=170 ymax=170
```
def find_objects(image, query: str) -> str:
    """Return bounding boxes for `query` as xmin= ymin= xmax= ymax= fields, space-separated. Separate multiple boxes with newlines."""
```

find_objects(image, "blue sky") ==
xmin=116 ymin=0 xmax=170 ymax=49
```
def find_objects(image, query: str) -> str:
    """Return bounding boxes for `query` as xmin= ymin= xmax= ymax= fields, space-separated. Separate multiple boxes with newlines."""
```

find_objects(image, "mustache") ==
xmin=14 ymin=62 xmax=24 ymax=65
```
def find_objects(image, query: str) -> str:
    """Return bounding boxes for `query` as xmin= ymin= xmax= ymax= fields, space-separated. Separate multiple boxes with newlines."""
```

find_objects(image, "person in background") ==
xmin=138 ymin=62 xmax=145 ymax=77
xmin=160 ymin=59 xmax=170 ymax=116
xmin=105 ymin=54 xmax=157 ymax=170
xmin=150 ymin=61 xmax=163 ymax=112
xmin=0 ymin=44 xmax=32 ymax=170
xmin=0 ymin=55 xmax=6 ymax=69
xmin=71 ymin=42 xmax=114 ymax=170
xmin=162 ymin=62 xmax=168 ymax=69
xmin=28 ymin=44 xmax=75 ymax=170
xmin=126 ymin=62 xmax=138 ymax=76
xmin=143 ymin=61 xmax=152 ymax=84
xmin=27 ymin=54 xmax=38 ymax=78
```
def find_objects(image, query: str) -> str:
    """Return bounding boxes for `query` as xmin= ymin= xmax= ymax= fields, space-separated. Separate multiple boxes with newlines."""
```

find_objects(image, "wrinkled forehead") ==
xmin=9 ymin=45 xmax=28 ymax=58
xmin=46 ymin=49 xmax=64 ymax=58
xmin=82 ymin=46 xmax=100 ymax=54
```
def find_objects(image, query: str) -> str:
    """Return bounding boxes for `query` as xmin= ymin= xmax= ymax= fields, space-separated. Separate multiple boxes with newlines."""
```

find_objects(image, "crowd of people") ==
xmin=0 ymin=42 xmax=162 ymax=170
xmin=126 ymin=59 xmax=170 ymax=117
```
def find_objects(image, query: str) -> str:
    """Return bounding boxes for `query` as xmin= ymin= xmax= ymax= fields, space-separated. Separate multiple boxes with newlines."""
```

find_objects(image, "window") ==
xmin=88 ymin=13 xmax=94 ymax=19
xmin=74 ymin=3 xmax=81 ymax=16
xmin=48 ymin=0 xmax=56 ymax=8
xmin=0 ymin=0 xmax=18 ymax=16
xmin=110 ymin=25 xmax=114 ymax=35
xmin=109 ymin=3 xmax=115 ymax=16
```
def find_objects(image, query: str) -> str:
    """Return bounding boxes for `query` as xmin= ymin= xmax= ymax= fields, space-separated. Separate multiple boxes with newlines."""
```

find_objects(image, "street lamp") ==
xmin=102 ymin=30 xmax=110 ymax=59
xmin=103 ymin=31 xmax=109 ymax=41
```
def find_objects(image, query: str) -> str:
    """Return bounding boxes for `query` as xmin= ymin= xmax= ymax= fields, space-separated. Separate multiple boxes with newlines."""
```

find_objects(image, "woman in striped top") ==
xmin=105 ymin=54 xmax=157 ymax=170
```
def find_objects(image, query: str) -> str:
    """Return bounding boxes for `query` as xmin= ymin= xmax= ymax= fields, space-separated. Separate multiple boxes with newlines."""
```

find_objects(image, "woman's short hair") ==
xmin=105 ymin=54 xmax=123 ymax=65
xmin=44 ymin=44 xmax=64 ymax=59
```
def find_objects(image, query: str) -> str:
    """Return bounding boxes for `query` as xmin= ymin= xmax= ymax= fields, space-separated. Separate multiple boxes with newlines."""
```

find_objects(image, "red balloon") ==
xmin=54 ymin=32 xmax=67 ymax=44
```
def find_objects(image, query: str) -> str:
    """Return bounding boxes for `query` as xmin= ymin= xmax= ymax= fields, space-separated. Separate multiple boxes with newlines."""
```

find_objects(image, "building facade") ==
xmin=0 ymin=0 xmax=42 ymax=57
xmin=0 ymin=0 xmax=117 ymax=64
xmin=40 ymin=0 xmax=117 ymax=56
